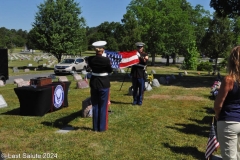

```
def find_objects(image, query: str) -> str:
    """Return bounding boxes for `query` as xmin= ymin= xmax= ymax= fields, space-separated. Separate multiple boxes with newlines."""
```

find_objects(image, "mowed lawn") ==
xmin=0 ymin=64 xmax=222 ymax=160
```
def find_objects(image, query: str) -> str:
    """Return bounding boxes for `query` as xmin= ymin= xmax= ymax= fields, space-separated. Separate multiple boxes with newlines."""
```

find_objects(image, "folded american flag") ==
xmin=105 ymin=50 xmax=139 ymax=69
xmin=205 ymin=122 xmax=220 ymax=159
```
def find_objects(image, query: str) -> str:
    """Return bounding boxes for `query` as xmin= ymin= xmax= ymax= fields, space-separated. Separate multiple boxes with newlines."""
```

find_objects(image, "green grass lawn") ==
xmin=0 ymin=65 xmax=224 ymax=159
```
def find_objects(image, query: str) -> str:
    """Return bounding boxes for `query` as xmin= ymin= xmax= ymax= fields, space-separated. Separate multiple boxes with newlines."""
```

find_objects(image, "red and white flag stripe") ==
xmin=119 ymin=50 xmax=139 ymax=68
xmin=205 ymin=136 xmax=219 ymax=159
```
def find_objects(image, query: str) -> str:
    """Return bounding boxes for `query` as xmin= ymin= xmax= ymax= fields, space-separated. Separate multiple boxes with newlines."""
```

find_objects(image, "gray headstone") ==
xmin=28 ymin=63 xmax=32 ymax=67
xmin=128 ymin=86 xmax=133 ymax=95
xmin=56 ymin=126 xmax=74 ymax=133
xmin=58 ymin=76 xmax=68 ymax=82
xmin=17 ymin=81 xmax=30 ymax=87
xmin=145 ymin=82 xmax=152 ymax=91
xmin=120 ymin=69 xmax=125 ymax=73
xmin=13 ymin=67 xmax=19 ymax=73
xmin=0 ymin=95 xmax=7 ymax=108
xmin=76 ymin=80 xmax=89 ymax=89
xmin=184 ymin=71 xmax=188 ymax=75
xmin=0 ymin=80 xmax=4 ymax=87
xmin=14 ymin=78 xmax=24 ymax=84
xmin=82 ymin=97 xmax=92 ymax=117
xmin=73 ymin=74 xmax=82 ymax=81
xmin=24 ymin=68 xmax=30 ymax=72
xmin=152 ymin=79 xmax=160 ymax=87
xmin=151 ymin=70 xmax=156 ymax=74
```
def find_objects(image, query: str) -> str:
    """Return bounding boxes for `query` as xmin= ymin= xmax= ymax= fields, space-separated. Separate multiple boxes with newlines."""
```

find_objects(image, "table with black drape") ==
xmin=14 ymin=82 xmax=71 ymax=116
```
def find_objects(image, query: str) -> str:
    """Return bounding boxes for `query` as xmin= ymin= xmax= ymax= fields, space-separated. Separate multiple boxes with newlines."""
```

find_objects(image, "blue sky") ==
xmin=0 ymin=0 xmax=214 ymax=32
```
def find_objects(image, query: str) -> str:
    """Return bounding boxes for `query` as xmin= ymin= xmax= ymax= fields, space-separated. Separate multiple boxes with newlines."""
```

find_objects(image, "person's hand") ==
xmin=215 ymin=114 xmax=219 ymax=121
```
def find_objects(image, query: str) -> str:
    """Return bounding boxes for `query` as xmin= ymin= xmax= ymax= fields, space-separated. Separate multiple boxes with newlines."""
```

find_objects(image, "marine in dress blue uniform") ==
xmin=88 ymin=41 xmax=113 ymax=132
xmin=131 ymin=42 xmax=148 ymax=105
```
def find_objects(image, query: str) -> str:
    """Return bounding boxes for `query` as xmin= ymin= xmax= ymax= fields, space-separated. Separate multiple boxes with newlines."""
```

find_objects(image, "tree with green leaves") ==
xmin=121 ymin=0 xmax=164 ymax=65
xmin=121 ymin=0 xmax=198 ymax=66
xmin=188 ymin=5 xmax=211 ymax=54
xmin=232 ymin=17 xmax=240 ymax=45
xmin=120 ymin=9 xmax=142 ymax=51
xmin=0 ymin=27 xmax=27 ymax=49
xmin=210 ymin=0 xmax=240 ymax=18
xmin=201 ymin=13 xmax=234 ymax=69
xmin=86 ymin=22 xmax=123 ymax=51
xmin=160 ymin=0 xmax=196 ymax=66
xmin=29 ymin=0 xmax=86 ymax=62
xmin=182 ymin=40 xmax=199 ymax=70
xmin=95 ymin=22 xmax=121 ymax=51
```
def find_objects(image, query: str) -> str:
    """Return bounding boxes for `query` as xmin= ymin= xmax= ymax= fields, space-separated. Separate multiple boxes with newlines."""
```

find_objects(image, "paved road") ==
xmin=6 ymin=72 xmax=55 ymax=84
xmin=149 ymin=57 xmax=184 ymax=63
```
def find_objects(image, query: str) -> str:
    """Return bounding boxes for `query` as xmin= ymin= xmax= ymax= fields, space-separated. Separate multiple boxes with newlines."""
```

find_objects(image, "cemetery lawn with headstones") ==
xmin=8 ymin=52 xmax=57 ymax=76
xmin=8 ymin=51 xmax=95 ymax=76
xmin=0 ymin=63 xmax=226 ymax=159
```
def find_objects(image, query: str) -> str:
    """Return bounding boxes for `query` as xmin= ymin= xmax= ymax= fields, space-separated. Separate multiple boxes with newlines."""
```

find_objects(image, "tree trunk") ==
xmin=166 ymin=55 xmax=170 ymax=66
xmin=172 ymin=58 xmax=176 ymax=64
xmin=172 ymin=53 xmax=176 ymax=64
xmin=54 ymin=53 xmax=62 ymax=63
xmin=214 ymin=57 xmax=218 ymax=71
xmin=151 ymin=52 xmax=155 ymax=66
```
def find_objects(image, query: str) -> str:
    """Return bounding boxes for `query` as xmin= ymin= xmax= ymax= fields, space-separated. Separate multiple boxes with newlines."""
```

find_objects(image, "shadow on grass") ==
xmin=203 ymin=106 xmax=215 ymax=114
xmin=190 ymin=115 xmax=217 ymax=127
xmin=41 ymin=110 xmax=92 ymax=131
xmin=163 ymin=143 xmax=204 ymax=159
xmin=167 ymin=116 xmax=213 ymax=137
xmin=166 ymin=123 xmax=209 ymax=138
xmin=1 ymin=107 xmax=20 ymax=115
xmin=110 ymin=100 xmax=132 ymax=105
xmin=109 ymin=72 xmax=217 ymax=88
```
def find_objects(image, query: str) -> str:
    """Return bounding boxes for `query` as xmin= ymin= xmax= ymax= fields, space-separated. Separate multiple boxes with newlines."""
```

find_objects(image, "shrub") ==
xmin=197 ymin=61 xmax=212 ymax=71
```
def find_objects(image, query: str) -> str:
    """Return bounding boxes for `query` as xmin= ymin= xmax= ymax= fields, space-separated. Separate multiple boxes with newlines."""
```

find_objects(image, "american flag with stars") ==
xmin=105 ymin=50 xmax=140 ymax=69
xmin=205 ymin=122 xmax=220 ymax=159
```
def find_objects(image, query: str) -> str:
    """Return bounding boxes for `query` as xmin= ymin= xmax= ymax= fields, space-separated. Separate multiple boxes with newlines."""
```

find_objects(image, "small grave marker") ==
xmin=0 ymin=80 xmax=4 ymax=87
xmin=0 ymin=94 xmax=7 ymax=108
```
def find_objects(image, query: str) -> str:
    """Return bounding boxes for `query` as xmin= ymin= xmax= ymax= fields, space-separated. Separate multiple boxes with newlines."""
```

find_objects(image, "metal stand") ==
xmin=119 ymin=67 xmax=130 ymax=91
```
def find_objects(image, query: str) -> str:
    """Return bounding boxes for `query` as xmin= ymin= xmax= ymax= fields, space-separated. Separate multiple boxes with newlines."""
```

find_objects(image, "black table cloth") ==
xmin=14 ymin=81 xmax=71 ymax=116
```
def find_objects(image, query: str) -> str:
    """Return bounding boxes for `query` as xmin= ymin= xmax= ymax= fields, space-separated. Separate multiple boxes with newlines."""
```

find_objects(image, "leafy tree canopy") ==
xmin=201 ymin=13 xmax=234 ymax=68
xmin=210 ymin=0 xmax=240 ymax=18
xmin=30 ymin=0 xmax=86 ymax=62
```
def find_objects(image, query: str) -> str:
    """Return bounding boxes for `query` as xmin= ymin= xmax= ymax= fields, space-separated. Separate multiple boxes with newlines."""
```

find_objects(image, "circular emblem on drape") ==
xmin=54 ymin=85 xmax=64 ymax=108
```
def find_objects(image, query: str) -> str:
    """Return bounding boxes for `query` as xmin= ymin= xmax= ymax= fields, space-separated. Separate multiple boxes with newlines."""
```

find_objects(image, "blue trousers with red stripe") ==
xmin=91 ymin=88 xmax=109 ymax=132
xmin=132 ymin=77 xmax=145 ymax=105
